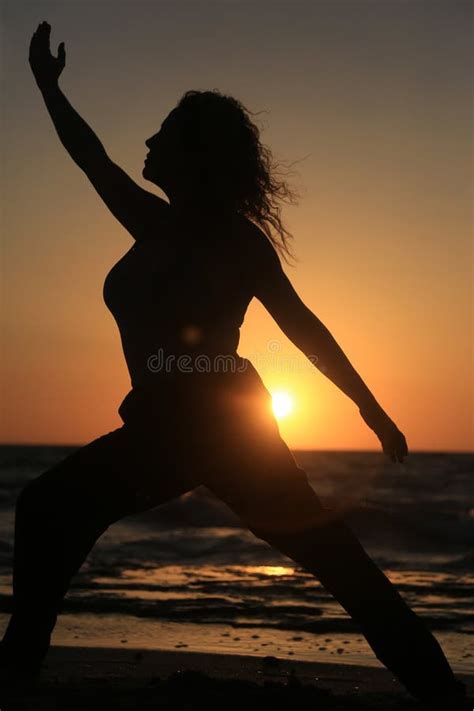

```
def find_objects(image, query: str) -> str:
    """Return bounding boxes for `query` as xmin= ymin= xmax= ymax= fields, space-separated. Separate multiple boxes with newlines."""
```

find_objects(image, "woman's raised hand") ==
xmin=29 ymin=21 xmax=66 ymax=90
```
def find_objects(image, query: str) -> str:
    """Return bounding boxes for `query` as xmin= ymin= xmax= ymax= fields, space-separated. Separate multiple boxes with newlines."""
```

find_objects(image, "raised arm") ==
xmin=251 ymin=226 xmax=408 ymax=463
xmin=28 ymin=21 xmax=169 ymax=241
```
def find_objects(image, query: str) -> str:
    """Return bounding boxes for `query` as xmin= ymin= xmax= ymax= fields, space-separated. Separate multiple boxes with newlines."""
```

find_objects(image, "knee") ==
xmin=245 ymin=505 xmax=335 ymax=544
xmin=16 ymin=479 xmax=44 ymax=516
xmin=247 ymin=512 xmax=362 ymax=559
xmin=16 ymin=470 xmax=64 ymax=518
xmin=243 ymin=472 xmax=335 ymax=542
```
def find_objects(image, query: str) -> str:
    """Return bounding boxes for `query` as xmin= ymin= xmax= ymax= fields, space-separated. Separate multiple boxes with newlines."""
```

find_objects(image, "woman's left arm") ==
xmin=253 ymin=231 xmax=408 ymax=462
xmin=259 ymin=271 xmax=381 ymax=413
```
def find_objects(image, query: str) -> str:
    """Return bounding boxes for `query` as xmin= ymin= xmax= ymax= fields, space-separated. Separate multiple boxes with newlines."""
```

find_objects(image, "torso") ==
xmin=103 ymin=209 xmax=259 ymax=388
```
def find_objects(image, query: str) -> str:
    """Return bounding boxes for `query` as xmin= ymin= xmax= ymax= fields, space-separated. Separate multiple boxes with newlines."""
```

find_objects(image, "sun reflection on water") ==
xmin=246 ymin=565 xmax=295 ymax=577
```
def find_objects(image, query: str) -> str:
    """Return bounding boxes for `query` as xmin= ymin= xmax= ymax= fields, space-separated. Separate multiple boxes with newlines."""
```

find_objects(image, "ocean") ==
xmin=0 ymin=446 xmax=472 ymax=672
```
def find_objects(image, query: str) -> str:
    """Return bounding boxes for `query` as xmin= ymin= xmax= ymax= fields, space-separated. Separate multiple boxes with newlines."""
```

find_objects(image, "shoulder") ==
xmin=229 ymin=215 xmax=289 ymax=304
xmin=232 ymin=214 xmax=283 ymax=271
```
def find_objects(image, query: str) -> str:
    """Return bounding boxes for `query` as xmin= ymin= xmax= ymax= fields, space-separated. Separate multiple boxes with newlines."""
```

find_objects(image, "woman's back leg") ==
xmin=204 ymin=445 xmax=466 ymax=705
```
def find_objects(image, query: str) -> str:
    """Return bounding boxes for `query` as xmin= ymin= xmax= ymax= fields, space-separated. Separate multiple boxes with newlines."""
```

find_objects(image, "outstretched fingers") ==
xmin=393 ymin=432 xmax=409 ymax=463
xmin=31 ymin=21 xmax=51 ymax=51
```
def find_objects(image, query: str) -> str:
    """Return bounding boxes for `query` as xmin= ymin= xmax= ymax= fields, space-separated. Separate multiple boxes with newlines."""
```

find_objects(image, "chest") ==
xmin=103 ymin=233 xmax=250 ymax=318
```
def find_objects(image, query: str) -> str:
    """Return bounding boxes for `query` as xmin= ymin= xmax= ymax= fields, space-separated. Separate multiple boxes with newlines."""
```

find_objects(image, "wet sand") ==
xmin=2 ymin=645 xmax=473 ymax=709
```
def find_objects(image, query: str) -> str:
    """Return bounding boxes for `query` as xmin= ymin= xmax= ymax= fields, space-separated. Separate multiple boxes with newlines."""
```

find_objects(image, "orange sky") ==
xmin=1 ymin=1 xmax=472 ymax=451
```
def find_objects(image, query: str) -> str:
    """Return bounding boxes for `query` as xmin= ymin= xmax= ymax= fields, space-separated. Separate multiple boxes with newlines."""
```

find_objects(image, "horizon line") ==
xmin=0 ymin=442 xmax=472 ymax=455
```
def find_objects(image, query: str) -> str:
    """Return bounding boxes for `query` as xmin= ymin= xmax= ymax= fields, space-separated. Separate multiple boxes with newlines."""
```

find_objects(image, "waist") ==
xmin=132 ymin=353 xmax=250 ymax=387
xmin=119 ymin=357 xmax=269 ymax=421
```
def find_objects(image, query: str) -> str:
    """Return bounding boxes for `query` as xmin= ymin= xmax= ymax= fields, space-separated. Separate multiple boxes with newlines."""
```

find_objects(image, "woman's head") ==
xmin=143 ymin=90 xmax=297 ymax=263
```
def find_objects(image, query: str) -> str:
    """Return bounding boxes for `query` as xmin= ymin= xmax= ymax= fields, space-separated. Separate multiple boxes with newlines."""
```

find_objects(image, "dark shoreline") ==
xmin=2 ymin=645 xmax=473 ymax=710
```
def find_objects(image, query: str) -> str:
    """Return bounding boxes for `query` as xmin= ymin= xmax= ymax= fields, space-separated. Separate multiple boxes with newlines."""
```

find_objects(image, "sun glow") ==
xmin=260 ymin=566 xmax=295 ymax=577
xmin=271 ymin=391 xmax=294 ymax=419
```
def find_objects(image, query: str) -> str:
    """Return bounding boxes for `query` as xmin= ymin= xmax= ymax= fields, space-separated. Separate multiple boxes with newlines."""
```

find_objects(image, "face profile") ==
xmin=143 ymin=111 xmax=182 ymax=195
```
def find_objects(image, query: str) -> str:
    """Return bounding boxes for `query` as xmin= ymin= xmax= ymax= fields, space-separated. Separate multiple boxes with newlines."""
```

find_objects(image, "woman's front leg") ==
xmin=0 ymin=425 xmax=194 ymax=675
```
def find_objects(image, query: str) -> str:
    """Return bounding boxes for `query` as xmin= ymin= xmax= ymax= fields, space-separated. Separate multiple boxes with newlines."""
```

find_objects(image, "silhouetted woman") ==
xmin=0 ymin=22 xmax=467 ymax=707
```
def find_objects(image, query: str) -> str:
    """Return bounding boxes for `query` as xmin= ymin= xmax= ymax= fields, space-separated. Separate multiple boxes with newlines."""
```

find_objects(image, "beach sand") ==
xmin=2 ymin=645 xmax=473 ymax=710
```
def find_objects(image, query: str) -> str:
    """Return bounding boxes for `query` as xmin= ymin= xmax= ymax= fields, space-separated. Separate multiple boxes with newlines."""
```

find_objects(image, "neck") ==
xmin=168 ymin=193 xmax=235 ymax=225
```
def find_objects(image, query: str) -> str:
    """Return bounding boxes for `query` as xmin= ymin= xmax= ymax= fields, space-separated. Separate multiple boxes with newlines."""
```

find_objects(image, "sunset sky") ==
xmin=1 ymin=0 xmax=472 ymax=451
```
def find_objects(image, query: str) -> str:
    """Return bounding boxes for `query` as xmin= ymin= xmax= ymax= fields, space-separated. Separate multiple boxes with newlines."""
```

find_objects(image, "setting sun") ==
xmin=271 ymin=391 xmax=294 ymax=419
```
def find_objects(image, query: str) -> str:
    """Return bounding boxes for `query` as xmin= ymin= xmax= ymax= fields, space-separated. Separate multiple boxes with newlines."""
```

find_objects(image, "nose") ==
xmin=146 ymin=131 xmax=161 ymax=150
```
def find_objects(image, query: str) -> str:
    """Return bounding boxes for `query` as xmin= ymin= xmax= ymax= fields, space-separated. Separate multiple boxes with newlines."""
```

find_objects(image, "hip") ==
xmin=118 ymin=358 xmax=277 ymax=438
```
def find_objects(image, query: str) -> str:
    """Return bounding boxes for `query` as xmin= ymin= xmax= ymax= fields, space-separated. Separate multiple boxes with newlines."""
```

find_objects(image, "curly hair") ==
xmin=174 ymin=89 xmax=299 ymax=264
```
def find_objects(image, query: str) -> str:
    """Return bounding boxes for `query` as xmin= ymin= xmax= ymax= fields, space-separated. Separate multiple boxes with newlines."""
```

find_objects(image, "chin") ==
xmin=142 ymin=167 xmax=157 ymax=185
xmin=143 ymin=163 xmax=161 ymax=184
